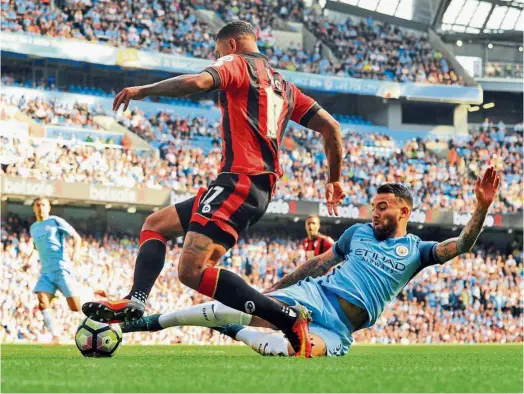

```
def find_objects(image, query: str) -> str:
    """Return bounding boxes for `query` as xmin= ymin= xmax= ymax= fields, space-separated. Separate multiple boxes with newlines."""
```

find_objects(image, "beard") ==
xmin=373 ymin=219 xmax=398 ymax=241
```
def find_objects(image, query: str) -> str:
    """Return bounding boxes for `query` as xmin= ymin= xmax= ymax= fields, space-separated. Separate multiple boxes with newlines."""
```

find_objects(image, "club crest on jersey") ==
xmin=45 ymin=225 xmax=52 ymax=232
xmin=245 ymin=301 xmax=255 ymax=313
xmin=396 ymin=245 xmax=409 ymax=257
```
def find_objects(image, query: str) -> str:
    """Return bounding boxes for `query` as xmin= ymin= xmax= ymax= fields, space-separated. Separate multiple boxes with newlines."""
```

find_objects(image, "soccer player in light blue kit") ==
xmin=121 ymin=167 xmax=500 ymax=357
xmin=28 ymin=197 xmax=82 ymax=343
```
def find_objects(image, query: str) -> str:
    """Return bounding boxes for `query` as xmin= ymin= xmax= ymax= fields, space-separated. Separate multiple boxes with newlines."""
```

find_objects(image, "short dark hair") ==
xmin=33 ymin=196 xmax=49 ymax=204
xmin=216 ymin=21 xmax=256 ymax=41
xmin=376 ymin=183 xmax=413 ymax=208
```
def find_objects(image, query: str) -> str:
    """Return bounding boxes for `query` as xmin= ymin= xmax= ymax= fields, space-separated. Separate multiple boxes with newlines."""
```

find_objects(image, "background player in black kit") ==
xmin=82 ymin=21 xmax=346 ymax=358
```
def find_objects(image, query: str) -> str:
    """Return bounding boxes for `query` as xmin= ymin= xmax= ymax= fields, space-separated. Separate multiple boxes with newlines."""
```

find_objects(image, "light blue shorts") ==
xmin=267 ymin=277 xmax=354 ymax=357
xmin=34 ymin=269 xmax=77 ymax=298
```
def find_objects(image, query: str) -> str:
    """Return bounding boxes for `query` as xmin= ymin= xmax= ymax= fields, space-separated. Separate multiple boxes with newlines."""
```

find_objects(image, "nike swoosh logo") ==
xmin=211 ymin=304 xmax=220 ymax=321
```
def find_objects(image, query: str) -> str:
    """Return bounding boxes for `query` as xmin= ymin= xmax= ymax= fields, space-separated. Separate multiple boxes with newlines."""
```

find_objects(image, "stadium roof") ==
xmin=325 ymin=0 xmax=416 ymax=21
xmin=440 ymin=0 xmax=524 ymax=34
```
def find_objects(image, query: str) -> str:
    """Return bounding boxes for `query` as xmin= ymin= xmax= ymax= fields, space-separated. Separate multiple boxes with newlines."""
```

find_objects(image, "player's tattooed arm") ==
xmin=435 ymin=208 xmax=487 ymax=263
xmin=264 ymin=249 xmax=343 ymax=293
xmin=306 ymin=109 xmax=343 ymax=184
xmin=305 ymin=109 xmax=346 ymax=215
xmin=435 ymin=166 xmax=500 ymax=264
xmin=113 ymin=73 xmax=215 ymax=111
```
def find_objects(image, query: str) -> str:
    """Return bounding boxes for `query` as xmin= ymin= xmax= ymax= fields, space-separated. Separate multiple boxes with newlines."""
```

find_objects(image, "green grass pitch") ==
xmin=1 ymin=344 xmax=522 ymax=392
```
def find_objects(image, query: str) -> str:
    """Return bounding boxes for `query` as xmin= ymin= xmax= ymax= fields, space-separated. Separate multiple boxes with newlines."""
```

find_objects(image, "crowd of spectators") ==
xmin=302 ymin=14 xmax=463 ymax=84
xmin=0 ymin=121 xmax=521 ymax=213
xmin=1 ymin=93 xmax=104 ymax=130
xmin=1 ymin=0 xmax=217 ymax=58
xmin=1 ymin=0 xmax=463 ymax=84
xmin=1 ymin=214 xmax=522 ymax=345
xmin=116 ymin=109 xmax=221 ymax=142
xmin=485 ymin=63 xmax=523 ymax=79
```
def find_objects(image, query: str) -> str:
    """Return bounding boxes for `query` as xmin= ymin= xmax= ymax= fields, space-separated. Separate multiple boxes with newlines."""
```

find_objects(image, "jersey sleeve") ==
xmin=323 ymin=236 xmax=335 ymax=250
xmin=53 ymin=216 xmax=77 ymax=236
xmin=203 ymin=55 xmax=247 ymax=91
xmin=418 ymin=241 xmax=440 ymax=268
xmin=332 ymin=224 xmax=361 ymax=258
xmin=289 ymin=83 xmax=321 ymax=127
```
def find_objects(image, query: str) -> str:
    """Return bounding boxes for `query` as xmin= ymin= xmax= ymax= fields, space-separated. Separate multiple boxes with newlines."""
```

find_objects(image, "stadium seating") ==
xmin=1 ymin=84 xmax=521 ymax=213
xmin=1 ymin=215 xmax=522 ymax=344
xmin=0 ymin=0 xmax=461 ymax=84
xmin=1 ymin=128 xmax=521 ymax=213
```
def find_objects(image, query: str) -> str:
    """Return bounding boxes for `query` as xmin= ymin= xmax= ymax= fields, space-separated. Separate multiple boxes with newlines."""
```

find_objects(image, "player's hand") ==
xmin=72 ymin=251 xmax=81 ymax=264
xmin=325 ymin=181 xmax=346 ymax=216
xmin=475 ymin=166 xmax=500 ymax=211
xmin=113 ymin=86 xmax=146 ymax=112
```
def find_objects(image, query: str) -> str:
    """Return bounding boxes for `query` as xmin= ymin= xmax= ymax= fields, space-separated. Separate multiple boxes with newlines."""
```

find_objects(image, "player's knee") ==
xmin=142 ymin=213 xmax=163 ymax=234
xmin=38 ymin=301 xmax=48 ymax=310
xmin=68 ymin=299 xmax=81 ymax=312
xmin=141 ymin=206 xmax=183 ymax=239
xmin=178 ymin=260 xmax=205 ymax=289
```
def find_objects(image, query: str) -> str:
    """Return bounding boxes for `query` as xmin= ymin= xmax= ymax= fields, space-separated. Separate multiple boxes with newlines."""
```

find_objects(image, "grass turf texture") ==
xmin=1 ymin=344 xmax=522 ymax=393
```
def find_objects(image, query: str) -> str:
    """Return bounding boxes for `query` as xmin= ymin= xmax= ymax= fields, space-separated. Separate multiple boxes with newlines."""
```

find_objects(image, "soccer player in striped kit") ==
xmin=302 ymin=215 xmax=334 ymax=260
xmin=82 ymin=20 xmax=346 ymax=358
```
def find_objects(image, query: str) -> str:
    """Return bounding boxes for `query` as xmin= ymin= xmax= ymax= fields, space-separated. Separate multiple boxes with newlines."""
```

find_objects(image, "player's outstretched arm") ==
xmin=305 ymin=109 xmax=346 ymax=216
xmin=264 ymin=249 xmax=343 ymax=293
xmin=435 ymin=166 xmax=500 ymax=264
xmin=113 ymin=72 xmax=215 ymax=111
xmin=72 ymin=232 xmax=82 ymax=264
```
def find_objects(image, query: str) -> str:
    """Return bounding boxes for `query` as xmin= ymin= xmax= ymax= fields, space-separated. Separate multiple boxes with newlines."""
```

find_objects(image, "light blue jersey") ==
xmin=319 ymin=222 xmax=440 ymax=329
xmin=30 ymin=215 xmax=76 ymax=273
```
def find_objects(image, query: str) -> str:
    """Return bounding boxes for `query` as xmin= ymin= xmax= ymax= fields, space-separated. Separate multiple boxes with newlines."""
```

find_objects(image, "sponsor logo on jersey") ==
xmin=212 ymin=55 xmax=234 ymax=67
xmin=354 ymin=248 xmax=407 ymax=272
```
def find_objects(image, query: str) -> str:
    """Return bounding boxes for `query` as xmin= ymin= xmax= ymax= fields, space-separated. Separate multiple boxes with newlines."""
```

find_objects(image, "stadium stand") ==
xmin=1 ymin=84 xmax=521 ymax=213
xmin=302 ymin=13 xmax=463 ymax=84
xmin=484 ymin=62 xmax=523 ymax=79
xmin=1 ymin=127 xmax=521 ymax=213
xmin=0 ymin=0 xmax=461 ymax=84
xmin=1 ymin=215 xmax=522 ymax=344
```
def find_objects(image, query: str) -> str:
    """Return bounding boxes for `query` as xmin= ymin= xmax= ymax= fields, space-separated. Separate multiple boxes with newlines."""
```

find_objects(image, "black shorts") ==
xmin=175 ymin=173 xmax=276 ymax=250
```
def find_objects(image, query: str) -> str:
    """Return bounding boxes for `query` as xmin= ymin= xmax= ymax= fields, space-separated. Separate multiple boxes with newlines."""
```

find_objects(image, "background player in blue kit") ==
xmin=121 ymin=167 xmax=500 ymax=357
xmin=27 ymin=197 xmax=83 ymax=343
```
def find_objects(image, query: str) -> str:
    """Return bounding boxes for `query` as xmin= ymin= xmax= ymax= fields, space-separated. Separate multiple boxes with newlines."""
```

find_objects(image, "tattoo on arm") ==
xmin=265 ymin=250 xmax=342 ymax=293
xmin=436 ymin=208 xmax=487 ymax=263
xmin=307 ymin=110 xmax=343 ymax=183
xmin=143 ymin=74 xmax=211 ymax=98
xmin=323 ymin=129 xmax=344 ymax=183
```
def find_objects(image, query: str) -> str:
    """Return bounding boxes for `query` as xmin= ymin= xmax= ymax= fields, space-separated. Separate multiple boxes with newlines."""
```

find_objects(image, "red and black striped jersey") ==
xmin=302 ymin=234 xmax=335 ymax=259
xmin=204 ymin=53 xmax=321 ymax=178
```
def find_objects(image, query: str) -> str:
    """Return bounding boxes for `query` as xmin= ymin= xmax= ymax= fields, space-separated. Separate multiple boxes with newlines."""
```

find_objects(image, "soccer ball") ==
xmin=75 ymin=318 xmax=123 ymax=357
